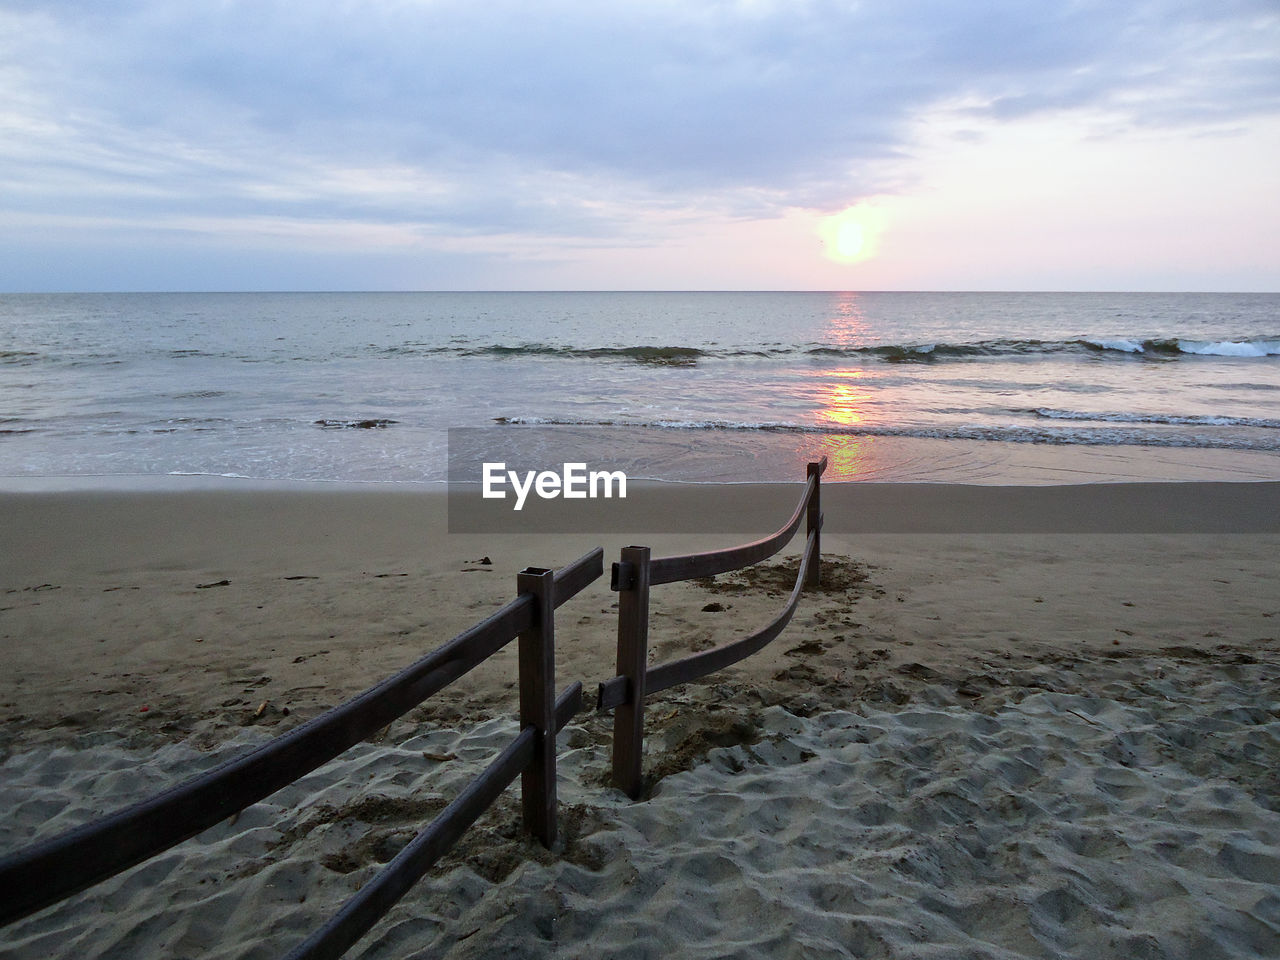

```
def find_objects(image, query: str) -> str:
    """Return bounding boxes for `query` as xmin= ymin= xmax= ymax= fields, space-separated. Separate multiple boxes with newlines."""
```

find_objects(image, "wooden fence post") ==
xmin=517 ymin=566 xmax=557 ymax=847
xmin=806 ymin=461 xmax=822 ymax=589
xmin=611 ymin=545 xmax=651 ymax=799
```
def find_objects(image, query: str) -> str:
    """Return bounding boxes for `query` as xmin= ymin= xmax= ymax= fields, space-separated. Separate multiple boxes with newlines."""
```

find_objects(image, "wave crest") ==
xmin=462 ymin=343 xmax=705 ymax=365
xmin=491 ymin=416 xmax=1280 ymax=450
xmin=1080 ymin=338 xmax=1280 ymax=358
xmin=1030 ymin=408 xmax=1280 ymax=429
xmin=376 ymin=336 xmax=1280 ymax=364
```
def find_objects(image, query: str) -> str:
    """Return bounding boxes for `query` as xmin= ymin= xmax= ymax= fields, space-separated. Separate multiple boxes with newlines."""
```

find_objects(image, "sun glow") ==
xmin=820 ymin=205 xmax=887 ymax=264
xmin=836 ymin=221 xmax=865 ymax=257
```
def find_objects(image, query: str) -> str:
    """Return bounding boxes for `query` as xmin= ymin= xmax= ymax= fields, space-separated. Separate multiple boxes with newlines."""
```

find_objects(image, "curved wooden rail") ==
xmin=647 ymin=467 xmax=818 ymax=585
xmin=599 ymin=526 xmax=819 ymax=712
xmin=600 ymin=459 xmax=827 ymax=797
xmin=0 ymin=548 xmax=602 ymax=930
xmin=649 ymin=526 xmax=817 ymax=693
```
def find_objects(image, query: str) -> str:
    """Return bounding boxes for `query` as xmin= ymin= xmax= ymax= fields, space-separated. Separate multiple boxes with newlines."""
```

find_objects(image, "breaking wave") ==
xmin=492 ymin=416 xmax=1280 ymax=451
xmin=809 ymin=337 xmax=1280 ymax=361
xmin=459 ymin=344 xmax=708 ymax=365
xmin=314 ymin=418 xmax=399 ymax=429
xmin=1078 ymin=338 xmax=1280 ymax=358
xmin=1029 ymin=408 xmax=1280 ymax=429
xmin=384 ymin=337 xmax=1280 ymax=364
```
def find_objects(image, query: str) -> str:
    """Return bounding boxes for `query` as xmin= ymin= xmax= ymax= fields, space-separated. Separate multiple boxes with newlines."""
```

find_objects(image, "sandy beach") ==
xmin=3 ymin=481 xmax=1279 ymax=958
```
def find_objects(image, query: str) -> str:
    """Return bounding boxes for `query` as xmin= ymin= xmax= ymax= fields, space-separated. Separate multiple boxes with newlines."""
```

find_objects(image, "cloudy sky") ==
xmin=2 ymin=0 xmax=1278 ymax=291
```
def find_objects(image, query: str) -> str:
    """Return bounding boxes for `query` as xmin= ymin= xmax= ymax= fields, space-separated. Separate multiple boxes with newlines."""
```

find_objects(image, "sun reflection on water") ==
xmin=788 ymin=296 xmax=889 ymax=480
xmin=790 ymin=369 xmax=880 ymax=479
xmin=810 ymin=433 xmax=876 ymax=481
xmin=823 ymin=293 xmax=870 ymax=347
xmin=816 ymin=370 xmax=872 ymax=426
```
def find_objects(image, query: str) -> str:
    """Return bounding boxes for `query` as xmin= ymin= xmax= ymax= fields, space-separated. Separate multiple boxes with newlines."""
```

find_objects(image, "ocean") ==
xmin=2 ymin=291 xmax=1279 ymax=487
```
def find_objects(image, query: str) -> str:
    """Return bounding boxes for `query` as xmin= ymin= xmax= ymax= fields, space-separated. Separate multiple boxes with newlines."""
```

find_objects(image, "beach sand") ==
xmin=2 ymin=482 xmax=1279 ymax=958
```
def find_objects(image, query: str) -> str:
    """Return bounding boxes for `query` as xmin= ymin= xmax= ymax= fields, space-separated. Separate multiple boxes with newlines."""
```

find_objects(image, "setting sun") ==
xmin=820 ymin=205 xmax=887 ymax=264
xmin=836 ymin=221 xmax=865 ymax=258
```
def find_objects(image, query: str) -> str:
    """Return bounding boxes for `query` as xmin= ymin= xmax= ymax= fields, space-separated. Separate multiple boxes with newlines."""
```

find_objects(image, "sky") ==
xmin=2 ymin=0 xmax=1278 ymax=292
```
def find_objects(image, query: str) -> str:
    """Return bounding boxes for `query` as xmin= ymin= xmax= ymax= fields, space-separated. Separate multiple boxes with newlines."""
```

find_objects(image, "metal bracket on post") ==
xmin=611 ymin=561 xmax=635 ymax=591
xmin=806 ymin=460 xmax=823 ymax=589
xmin=517 ymin=566 xmax=557 ymax=847
xmin=611 ymin=545 xmax=651 ymax=799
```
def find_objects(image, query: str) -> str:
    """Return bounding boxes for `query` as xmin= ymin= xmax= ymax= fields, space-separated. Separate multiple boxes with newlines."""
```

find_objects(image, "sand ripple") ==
xmin=3 ymin=665 xmax=1279 ymax=959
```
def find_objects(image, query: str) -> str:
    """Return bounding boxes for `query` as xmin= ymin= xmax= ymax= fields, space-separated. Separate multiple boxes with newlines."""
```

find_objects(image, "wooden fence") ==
xmin=0 ymin=458 xmax=828 ymax=956
xmin=0 ymin=548 xmax=603 ymax=960
xmin=597 ymin=457 xmax=826 ymax=797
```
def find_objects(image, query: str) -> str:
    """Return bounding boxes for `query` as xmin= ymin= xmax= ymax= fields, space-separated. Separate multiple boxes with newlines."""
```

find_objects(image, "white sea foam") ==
xmin=1178 ymin=339 xmax=1280 ymax=357
xmin=1083 ymin=337 xmax=1145 ymax=353
xmin=490 ymin=415 xmax=1280 ymax=451
xmin=1081 ymin=337 xmax=1280 ymax=357
xmin=1031 ymin=408 xmax=1280 ymax=429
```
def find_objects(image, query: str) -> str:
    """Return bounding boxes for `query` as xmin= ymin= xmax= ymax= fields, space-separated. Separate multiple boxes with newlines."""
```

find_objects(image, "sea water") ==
xmin=2 ymin=291 xmax=1278 ymax=485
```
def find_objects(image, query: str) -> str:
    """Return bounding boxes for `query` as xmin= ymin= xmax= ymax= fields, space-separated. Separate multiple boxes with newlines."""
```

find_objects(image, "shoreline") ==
xmin=3 ymin=481 xmax=1278 ymax=746
xmin=4 ymin=428 xmax=1280 ymax=491
xmin=3 ymin=477 xmax=1279 ymax=541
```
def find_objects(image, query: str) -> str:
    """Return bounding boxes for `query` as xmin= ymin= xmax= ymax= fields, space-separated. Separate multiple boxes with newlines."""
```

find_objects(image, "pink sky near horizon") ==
xmin=1 ymin=2 xmax=1277 ymax=292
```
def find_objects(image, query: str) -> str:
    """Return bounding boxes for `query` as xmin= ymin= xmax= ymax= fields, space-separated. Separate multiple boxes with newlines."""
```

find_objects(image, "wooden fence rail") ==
xmin=598 ymin=458 xmax=827 ymax=798
xmin=2 ymin=458 xmax=830 ymax=954
xmin=284 ymin=682 xmax=584 ymax=960
xmin=0 ymin=547 xmax=604 ymax=960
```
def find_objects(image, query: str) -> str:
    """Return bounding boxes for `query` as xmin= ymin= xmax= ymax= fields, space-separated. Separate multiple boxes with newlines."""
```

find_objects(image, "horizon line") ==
xmin=4 ymin=288 xmax=1279 ymax=296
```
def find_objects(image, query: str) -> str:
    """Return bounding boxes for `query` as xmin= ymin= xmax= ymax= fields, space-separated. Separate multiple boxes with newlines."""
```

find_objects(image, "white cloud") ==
xmin=1 ymin=0 xmax=1278 ymax=288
